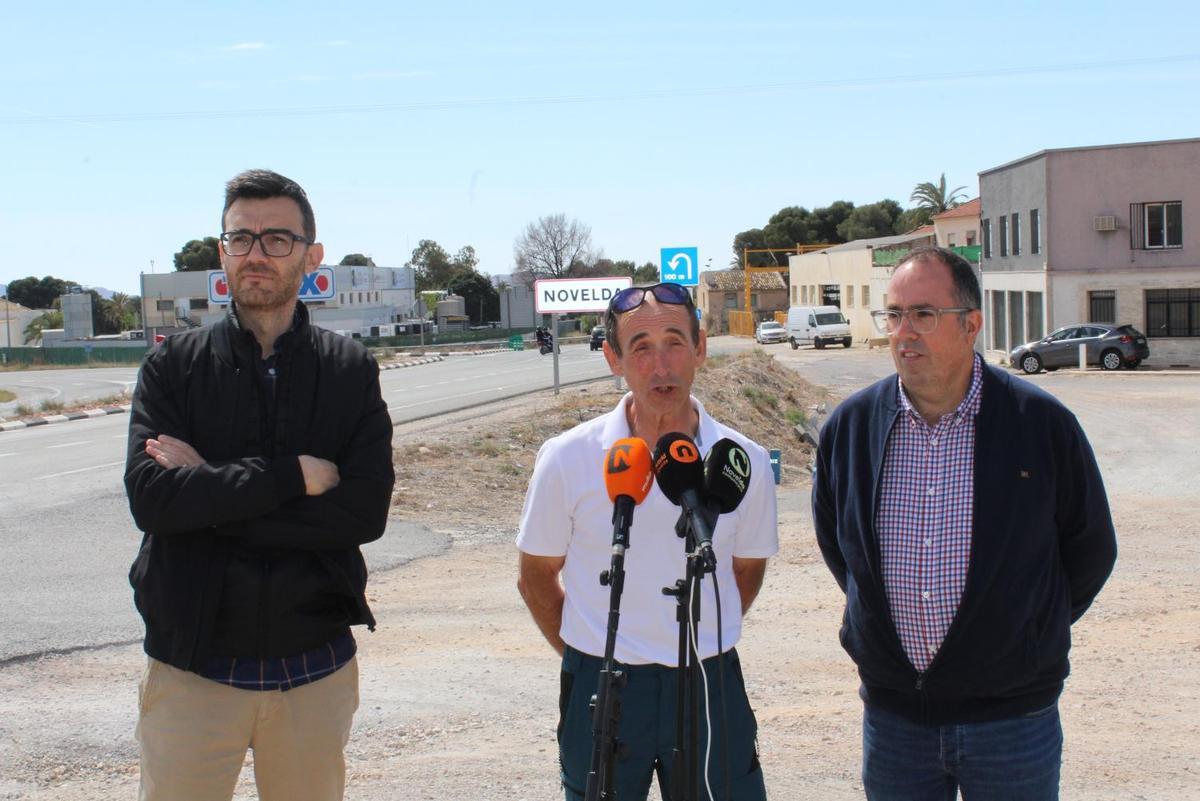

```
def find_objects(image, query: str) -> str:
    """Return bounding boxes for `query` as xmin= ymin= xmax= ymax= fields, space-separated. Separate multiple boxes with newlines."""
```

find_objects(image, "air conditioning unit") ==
xmin=1094 ymin=215 xmax=1118 ymax=232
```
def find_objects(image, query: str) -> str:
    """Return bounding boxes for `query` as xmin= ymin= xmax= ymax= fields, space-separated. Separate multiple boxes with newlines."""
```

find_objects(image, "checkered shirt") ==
xmin=198 ymin=629 xmax=356 ymax=692
xmin=877 ymin=356 xmax=983 ymax=672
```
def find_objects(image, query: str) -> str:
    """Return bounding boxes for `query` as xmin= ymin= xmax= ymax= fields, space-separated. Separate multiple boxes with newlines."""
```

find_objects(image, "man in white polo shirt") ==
xmin=517 ymin=282 xmax=778 ymax=801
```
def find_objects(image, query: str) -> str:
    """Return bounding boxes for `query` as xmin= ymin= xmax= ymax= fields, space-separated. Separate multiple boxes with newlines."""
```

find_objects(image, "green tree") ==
xmin=836 ymin=200 xmax=904 ymax=241
xmin=338 ymin=253 xmax=376 ymax=266
xmin=910 ymin=173 xmax=968 ymax=215
xmin=763 ymin=206 xmax=813 ymax=249
xmin=173 ymin=237 xmax=222 ymax=272
xmin=808 ymin=201 xmax=856 ymax=244
xmin=23 ymin=309 xmax=63 ymax=344
xmin=895 ymin=206 xmax=934 ymax=234
xmin=447 ymin=271 xmax=500 ymax=325
xmin=5 ymin=275 xmax=78 ymax=309
xmin=731 ymin=228 xmax=773 ymax=267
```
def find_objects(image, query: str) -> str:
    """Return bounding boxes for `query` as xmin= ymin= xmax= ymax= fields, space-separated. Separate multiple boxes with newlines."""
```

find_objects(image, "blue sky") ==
xmin=2 ymin=0 xmax=1198 ymax=295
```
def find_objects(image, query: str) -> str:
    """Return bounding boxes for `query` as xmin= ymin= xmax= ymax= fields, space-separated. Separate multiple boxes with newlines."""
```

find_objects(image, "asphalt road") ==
xmin=0 ymin=366 xmax=139 ymax=417
xmin=0 ymin=339 xmax=754 ymax=663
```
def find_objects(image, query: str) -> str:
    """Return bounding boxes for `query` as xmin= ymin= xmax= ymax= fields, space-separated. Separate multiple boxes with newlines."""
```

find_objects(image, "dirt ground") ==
xmin=1 ymin=351 xmax=1197 ymax=800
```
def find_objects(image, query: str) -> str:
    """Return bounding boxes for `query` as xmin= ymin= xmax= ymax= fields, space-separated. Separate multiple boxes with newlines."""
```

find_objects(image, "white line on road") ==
xmin=0 ymin=452 xmax=16 ymax=458
xmin=34 ymin=459 xmax=126 ymax=481
xmin=47 ymin=440 xmax=91 ymax=449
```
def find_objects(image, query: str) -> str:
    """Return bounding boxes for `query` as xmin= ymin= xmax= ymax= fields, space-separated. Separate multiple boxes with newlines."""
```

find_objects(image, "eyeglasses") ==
xmin=609 ymin=282 xmax=693 ymax=314
xmin=219 ymin=229 xmax=313 ymax=258
xmin=870 ymin=306 xmax=975 ymax=335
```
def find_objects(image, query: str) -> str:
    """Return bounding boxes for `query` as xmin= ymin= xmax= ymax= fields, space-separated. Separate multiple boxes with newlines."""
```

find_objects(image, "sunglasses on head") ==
xmin=609 ymin=282 xmax=692 ymax=314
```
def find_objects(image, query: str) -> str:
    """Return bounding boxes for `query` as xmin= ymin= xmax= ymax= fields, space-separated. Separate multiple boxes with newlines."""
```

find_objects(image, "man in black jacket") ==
xmin=125 ymin=169 xmax=394 ymax=801
xmin=812 ymin=247 xmax=1116 ymax=800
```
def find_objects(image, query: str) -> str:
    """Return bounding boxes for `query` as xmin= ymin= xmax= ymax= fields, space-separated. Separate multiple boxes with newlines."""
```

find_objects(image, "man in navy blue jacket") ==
xmin=812 ymin=246 xmax=1116 ymax=800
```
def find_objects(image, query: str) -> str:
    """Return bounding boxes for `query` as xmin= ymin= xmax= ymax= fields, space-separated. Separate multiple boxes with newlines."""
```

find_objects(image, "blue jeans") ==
xmin=557 ymin=646 xmax=766 ymax=801
xmin=862 ymin=702 xmax=1062 ymax=801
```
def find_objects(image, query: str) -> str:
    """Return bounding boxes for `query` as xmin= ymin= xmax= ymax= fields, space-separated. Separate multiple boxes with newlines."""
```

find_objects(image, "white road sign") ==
xmin=534 ymin=276 xmax=633 ymax=314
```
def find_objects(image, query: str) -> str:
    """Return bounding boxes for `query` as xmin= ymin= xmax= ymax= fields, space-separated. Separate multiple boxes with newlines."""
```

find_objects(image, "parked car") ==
xmin=786 ymin=305 xmax=852 ymax=349
xmin=1009 ymin=323 xmax=1149 ymax=374
xmin=589 ymin=326 xmax=606 ymax=351
xmin=755 ymin=320 xmax=788 ymax=344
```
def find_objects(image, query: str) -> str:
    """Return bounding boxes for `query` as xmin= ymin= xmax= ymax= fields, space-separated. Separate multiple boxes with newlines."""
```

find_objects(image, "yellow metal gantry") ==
xmin=740 ymin=244 xmax=829 ymax=319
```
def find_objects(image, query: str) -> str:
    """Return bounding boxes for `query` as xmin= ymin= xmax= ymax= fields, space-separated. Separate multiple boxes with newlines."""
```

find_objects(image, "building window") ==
xmin=966 ymin=230 xmax=977 ymax=246
xmin=1011 ymin=213 xmax=1021 ymax=256
xmin=155 ymin=300 xmax=173 ymax=311
xmin=845 ymin=285 xmax=855 ymax=307
xmin=862 ymin=285 xmax=870 ymax=307
xmin=724 ymin=294 xmax=737 ymax=309
xmin=1030 ymin=210 xmax=1041 ymax=255
xmin=751 ymin=293 xmax=759 ymax=309
xmin=947 ymin=233 xmax=957 ymax=246
xmin=791 ymin=286 xmax=797 ymax=303
xmin=339 ymin=293 xmax=345 ymax=305
xmin=1131 ymin=202 xmax=1183 ymax=249
xmin=999 ymin=215 xmax=1009 ymax=257
xmin=982 ymin=219 xmax=992 ymax=258
xmin=1089 ymin=290 xmax=1116 ymax=323
xmin=821 ymin=285 xmax=841 ymax=307
xmin=1145 ymin=288 xmax=1200 ymax=337
xmin=1026 ymin=291 xmax=1044 ymax=340
xmin=191 ymin=298 xmax=209 ymax=311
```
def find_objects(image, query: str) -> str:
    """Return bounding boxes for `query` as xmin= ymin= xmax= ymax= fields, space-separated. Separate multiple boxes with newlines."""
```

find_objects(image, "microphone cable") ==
xmin=686 ymin=574 xmax=716 ymax=801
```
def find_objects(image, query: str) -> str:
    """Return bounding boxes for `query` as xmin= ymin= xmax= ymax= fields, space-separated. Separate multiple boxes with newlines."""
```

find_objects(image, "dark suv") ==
xmin=1009 ymin=323 xmax=1149 ymax=374
xmin=589 ymin=326 xmax=606 ymax=351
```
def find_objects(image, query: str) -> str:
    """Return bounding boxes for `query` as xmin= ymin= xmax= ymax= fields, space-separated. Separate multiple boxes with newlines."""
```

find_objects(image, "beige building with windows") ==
xmin=696 ymin=269 xmax=788 ymax=333
xmin=787 ymin=231 xmax=935 ymax=343
xmin=932 ymin=198 xmax=980 ymax=248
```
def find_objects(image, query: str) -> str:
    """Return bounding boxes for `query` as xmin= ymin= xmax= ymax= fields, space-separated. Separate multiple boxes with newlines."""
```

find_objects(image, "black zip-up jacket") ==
xmin=125 ymin=303 xmax=394 ymax=670
xmin=812 ymin=364 xmax=1116 ymax=724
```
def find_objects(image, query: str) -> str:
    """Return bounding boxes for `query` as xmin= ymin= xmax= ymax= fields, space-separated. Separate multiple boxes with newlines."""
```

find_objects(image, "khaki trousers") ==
xmin=135 ymin=656 xmax=359 ymax=801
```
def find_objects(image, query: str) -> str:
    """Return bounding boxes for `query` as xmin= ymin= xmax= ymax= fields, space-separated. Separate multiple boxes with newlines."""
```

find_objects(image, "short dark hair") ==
xmin=604 ymin=285 xmax=701 ymax=356
xmin=897 ymin=246 xmax=981 ymax=310
xmin=222 ymin=169 xmax=316 ymax=240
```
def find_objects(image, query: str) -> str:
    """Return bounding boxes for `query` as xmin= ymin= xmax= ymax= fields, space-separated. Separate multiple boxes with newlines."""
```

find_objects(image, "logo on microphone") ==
xmin=607 ymin=443 xmax=633 ymax=473
xmin=727 ymin=446 xmax=751 ymax=479
xmin=668 ymin=440 xmax=699 ymax=463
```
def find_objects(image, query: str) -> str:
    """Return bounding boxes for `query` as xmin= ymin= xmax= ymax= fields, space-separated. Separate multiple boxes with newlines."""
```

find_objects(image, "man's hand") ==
xmin=299 ymin=455 xmax=340 ymax=496
xmin=145 ymin=435 xmax=204 ymax=469
xmin=517 ymin=552 xmax=567 ymax=656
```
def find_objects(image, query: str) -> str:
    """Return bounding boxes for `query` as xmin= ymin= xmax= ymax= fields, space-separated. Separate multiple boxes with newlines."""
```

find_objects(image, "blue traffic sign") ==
xmin=660 ymin=247 xmax=699 ymax=286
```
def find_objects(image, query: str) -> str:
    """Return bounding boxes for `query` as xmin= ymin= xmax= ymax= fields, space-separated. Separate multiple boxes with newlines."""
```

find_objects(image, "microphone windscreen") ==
xmin=704 ymin=438 xmax=752 ymax=513
xmin=652 ymin=432 xmax=703 ymax=506
xmin=604 ymin=437 xmax=654 ymax=505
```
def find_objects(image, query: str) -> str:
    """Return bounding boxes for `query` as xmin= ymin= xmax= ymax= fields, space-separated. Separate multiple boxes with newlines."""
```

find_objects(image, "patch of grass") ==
xmin=15 ymin=403 xmax=35 ymax=416
xmin=0 ymin=389 xmax=15 ymax=403
xmin=741 ymin=385 xmax=779 ymax=410
xmin=785 ymin=407 xmax=806 ymax=426
xmin=39 ymin=399 xmax=65 ymax=413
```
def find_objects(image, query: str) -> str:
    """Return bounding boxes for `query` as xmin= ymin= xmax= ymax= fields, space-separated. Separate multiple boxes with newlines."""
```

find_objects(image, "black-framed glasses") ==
xmin=609 ymin=282 xmax=693 ymax=314
xmin=219 ymin=229 xmax=313 ymax=258
xmin=870 ymin=306 xmax=974 ymax=335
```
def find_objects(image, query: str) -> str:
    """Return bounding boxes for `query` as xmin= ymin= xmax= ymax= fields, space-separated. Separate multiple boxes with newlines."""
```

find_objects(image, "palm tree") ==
xmin=24 ymin=310 xmax=63 ymax=344
xmin=910 ymin=174 xmax=968 ymax=214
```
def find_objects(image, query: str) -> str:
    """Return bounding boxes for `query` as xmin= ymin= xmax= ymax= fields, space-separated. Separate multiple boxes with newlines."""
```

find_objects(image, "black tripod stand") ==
xmin=583 ymin=504 xmax=635 ymax=801
xmin=662 ymin=521 xmax=717 ymax=801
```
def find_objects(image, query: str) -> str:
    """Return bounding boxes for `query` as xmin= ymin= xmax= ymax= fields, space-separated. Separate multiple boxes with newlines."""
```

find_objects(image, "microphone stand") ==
xmin=662 ymin=512 xmax=716 ymax=801
xmin=584 ymin=498 xmax=634 ymax=801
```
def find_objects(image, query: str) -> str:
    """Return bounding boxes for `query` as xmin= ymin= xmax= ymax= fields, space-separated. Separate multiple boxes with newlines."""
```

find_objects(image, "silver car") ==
xmin=1010 ymin=323 xmax=1150 ymax=374
xmin=755 ymin=320 xmax=788 ymax=344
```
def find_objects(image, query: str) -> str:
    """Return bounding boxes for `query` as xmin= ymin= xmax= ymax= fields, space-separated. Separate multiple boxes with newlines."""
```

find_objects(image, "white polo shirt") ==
xmin=516 ymin=394 xmax=779 ymax=665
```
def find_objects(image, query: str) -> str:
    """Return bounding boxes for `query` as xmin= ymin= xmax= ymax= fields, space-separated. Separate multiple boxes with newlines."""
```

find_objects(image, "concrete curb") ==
xmin=0 ymin=405 xmax=132 ymax=433
xmin=378 ymin=355 xmax=446 ymax=370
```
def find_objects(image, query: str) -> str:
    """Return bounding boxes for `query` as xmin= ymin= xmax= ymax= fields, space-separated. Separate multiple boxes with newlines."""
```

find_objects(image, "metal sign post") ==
xmin=552 ymin=313 xmax=561 ymax=394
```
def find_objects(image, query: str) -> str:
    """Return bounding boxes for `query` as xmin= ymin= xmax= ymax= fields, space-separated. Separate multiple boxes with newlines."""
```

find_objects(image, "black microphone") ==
xmin=703 ymin=438 xmax=752 ymax=514
xmin=653 ymin=432 xmax=717 ymax=564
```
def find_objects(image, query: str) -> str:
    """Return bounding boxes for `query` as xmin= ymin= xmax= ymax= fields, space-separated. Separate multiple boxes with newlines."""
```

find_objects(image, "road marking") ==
xmin=34 ymin=459 xmax=126 ymax=481
xmin=0 ymin=452 xmax=16 ymax=458
xmin=47 ymin=440 xmax=91 ymax=449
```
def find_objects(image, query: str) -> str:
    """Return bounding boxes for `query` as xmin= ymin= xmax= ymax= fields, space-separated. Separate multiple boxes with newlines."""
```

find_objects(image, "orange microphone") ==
xmin=603 ymin=437 xmax=654 ymax=549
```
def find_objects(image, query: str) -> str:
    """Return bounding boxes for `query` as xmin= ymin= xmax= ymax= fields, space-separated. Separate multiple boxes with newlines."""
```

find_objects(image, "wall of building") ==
xmin=789 ymin=249 xmax=876 ymax=342
xmin=1049 ymin=268 xmax=1200 ymax=364
xmin=980 ymin=154 xmax=1048 ymax=272
xmin=1045 ymin=140 xmax=1200 ymax=273
xmin=934 ymin=216 xmax=979 ymax=248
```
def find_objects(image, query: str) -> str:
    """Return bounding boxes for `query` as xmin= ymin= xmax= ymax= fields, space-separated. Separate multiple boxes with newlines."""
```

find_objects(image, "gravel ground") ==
xmin=0 ymin=357 xmax=1196 ymax=800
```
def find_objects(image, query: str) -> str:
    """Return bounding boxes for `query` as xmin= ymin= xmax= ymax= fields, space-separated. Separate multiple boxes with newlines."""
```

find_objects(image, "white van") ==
xmin=786 ymin=305 xmax=852 ymax=349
